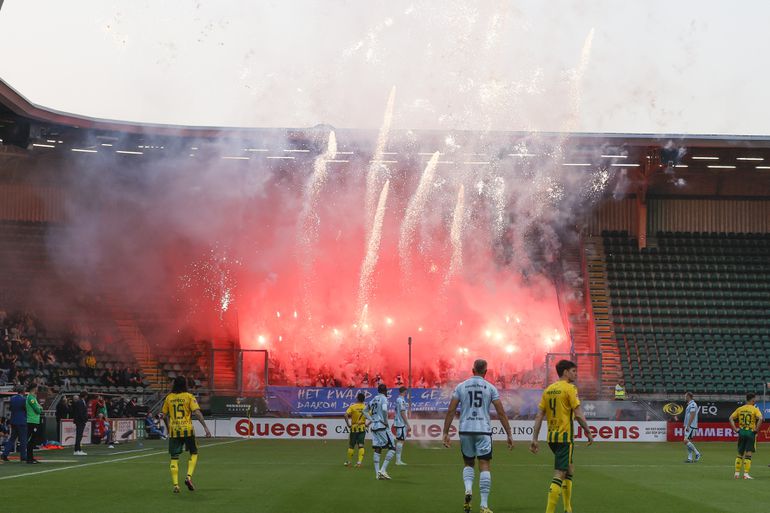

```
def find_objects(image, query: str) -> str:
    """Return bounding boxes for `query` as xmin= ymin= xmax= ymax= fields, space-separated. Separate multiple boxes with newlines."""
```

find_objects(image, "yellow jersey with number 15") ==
xmin=539 ymin=380 xmax=581 ymax=443
xmin=162 ymin=392 xmax=200 ymax=438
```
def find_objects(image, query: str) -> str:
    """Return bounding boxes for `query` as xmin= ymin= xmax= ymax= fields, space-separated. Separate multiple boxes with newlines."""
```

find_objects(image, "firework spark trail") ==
xmin=398 ymin=151 xmax=440 ymax=283
xmin=446 ymin=184 xmax=465 ymax=284
xmin=358 ymin=180 xmax=390 ymax=321
xmin=489 ymin=176 xmax=507 ymax=242
xmin=298 ymin=130 xmax=337 ymax=270
xmin=567 ymin=28 xmax=595 ymax=133
xmin=550 ymin=28 xmax=595 ymax=165
xmin=365 ymin=87 xmax=396 ymax=235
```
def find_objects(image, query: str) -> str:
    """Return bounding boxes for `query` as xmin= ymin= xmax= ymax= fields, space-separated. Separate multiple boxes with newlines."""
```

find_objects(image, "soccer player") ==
xmin=394 ymin=386 xmax=410 ymax=465
xmin=365 ymin=383 xmax=397 ymax=480
xmin=344 ymin=392 xmax=369 ymax=467
xmin=729 ymin=393 xmax=763 ymax=480
xmin=442 ymin=359 xmax=514 ymax=513
xmin=161 ymin=376 xmax=212 ymax=493
xmin=530 ymin=359 xmax=593 ymax=513
xmin=683 ymin=391 xmax=701 ymax=463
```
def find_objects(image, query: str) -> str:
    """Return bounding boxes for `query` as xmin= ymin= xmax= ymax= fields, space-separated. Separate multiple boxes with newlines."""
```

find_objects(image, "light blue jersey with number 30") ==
xmin=452 ymin=376 xmax=500 ymax=434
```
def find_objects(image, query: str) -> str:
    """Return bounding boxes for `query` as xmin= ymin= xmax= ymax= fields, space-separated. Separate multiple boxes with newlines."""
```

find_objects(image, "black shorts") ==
xmin=168 ymin=436 xmax=198 ymax=458
xmin=738 ymin=432 xmax=756 ymax=455
xmin=348 ymin=430 xmax=366 ymax=448
xmin=548 ymin=442 xmax=573 ymax=471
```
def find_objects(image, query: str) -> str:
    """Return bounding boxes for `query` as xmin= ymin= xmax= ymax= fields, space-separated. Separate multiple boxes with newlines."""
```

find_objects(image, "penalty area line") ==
xmin=0 ymin=438 xmax=244 ymax=481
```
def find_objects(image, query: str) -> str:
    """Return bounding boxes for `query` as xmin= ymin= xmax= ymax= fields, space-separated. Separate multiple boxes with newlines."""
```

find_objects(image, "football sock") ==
xmin=479 ymin=471 xmax=491 ymax=508
xmin=187 ymin=453 xmax=198 ymax=478
xmin=357 ymin=447 xmax=365 ymax=464
xmin=562 ymin=474 xmax=573 ymax=513
xmin=396 ymin=441 xmax=404 ymax=462
xmin=686 ymin=444 xmax=692 ymax=460
xmin=546 ymin=478 xmax=562 ymax=513
xmin=735 ymin=457 xmax=743 ymax=473
xmin=463 ymin=466 xmax=475 ymax=494
xmin=170 ymin=459 xmax=179 ymax=486
xmin=347 ymin=448 xmax=354 ymax=462
xmin=380 ymin=449 xmax=395 ymax=472
xmin=744 ymin=456 xmax=752 ymax=474
xmin=373 ymin=452 xmax=381 ymax=473
xmin=686 ymin=441 xmax=699 ymax=458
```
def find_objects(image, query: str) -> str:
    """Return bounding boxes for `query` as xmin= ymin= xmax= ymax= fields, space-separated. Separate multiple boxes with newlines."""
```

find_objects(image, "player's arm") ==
xmin=401 ymin=404 xmax=410 ymax=429
xmin=193 ymin=408 xmax=212 ymax=437
xmin=755 ymin=411 xmax=763 ymax=434
xmin=442 ymin=397 xmax=460 ymax=448
xmin=684 ymin=409 xmax=694 ymax=429
xmin=160 ymin=399 xmax=170 ymax=432
xmin=492 ymin=398 xmax=514 ymax=449
xmin=574 ymin=405 xmax=593 ymax=446
xmin=729 ymin=411 xmax=739 ymax=433
xmin=530 ymin=406 xmax=545 ymax=454
xmin=344 ymin=409 xmax=352 ymax=428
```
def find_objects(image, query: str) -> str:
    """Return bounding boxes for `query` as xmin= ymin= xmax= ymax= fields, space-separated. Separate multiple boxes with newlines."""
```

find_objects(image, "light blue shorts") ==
xmin=460 ymin=433 xmax=492 ymax=460
xmin=372 ymin=428 xmax=396 ymax=450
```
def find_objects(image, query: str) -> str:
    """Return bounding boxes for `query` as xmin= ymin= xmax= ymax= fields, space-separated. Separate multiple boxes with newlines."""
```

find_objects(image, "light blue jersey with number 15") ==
xmin=451 ymin=376 xmax=500 ymax=434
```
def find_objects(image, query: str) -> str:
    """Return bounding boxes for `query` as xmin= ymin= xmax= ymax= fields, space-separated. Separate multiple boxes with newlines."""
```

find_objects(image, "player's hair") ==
xmin=171 ymin=376 xmax=188 ymax=394
xmin=556 ymin=359 xmax=577 ymax=377
xmin=377 ymin=383 xmax=387 ymax=394
xmin=399 ymin=386 xmax=407 ymax=393
xmin=746 ymin=393 xmax=756 ymax=402
xmin=356 ymin=392 xmax=365 ymax=402
xmin=685 ymin=391 xmax=693 ymax=399
xmin=26 ymin=382 xmax=37 ymax=392
xmin=473 ymin=359 xmax=488 ymax=375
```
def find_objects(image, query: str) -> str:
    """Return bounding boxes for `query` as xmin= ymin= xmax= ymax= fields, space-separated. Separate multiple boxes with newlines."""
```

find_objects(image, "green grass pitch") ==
xmin=0 ymin=439 xmax=768 ymax=512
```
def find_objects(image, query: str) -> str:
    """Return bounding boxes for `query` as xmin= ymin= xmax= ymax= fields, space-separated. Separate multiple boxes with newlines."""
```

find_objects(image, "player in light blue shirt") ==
xmin=365 ymin=383 xmax=397 ymax=480
xmin=393 ymin=386 xmax=410 ymax=465
xmin=442 ymin=359 xmax=513 ymax=513
xmin=683 ymin=391 xmax=701 ymax=463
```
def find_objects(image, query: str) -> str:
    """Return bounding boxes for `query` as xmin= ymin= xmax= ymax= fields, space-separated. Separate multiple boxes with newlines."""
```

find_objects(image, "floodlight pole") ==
xmin=408 ymin=336 xmax=412 ymax=412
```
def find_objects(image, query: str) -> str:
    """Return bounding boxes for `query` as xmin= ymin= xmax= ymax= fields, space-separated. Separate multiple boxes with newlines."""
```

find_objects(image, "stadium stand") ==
xmin=604 ymin=230 xmax=770 ymax=395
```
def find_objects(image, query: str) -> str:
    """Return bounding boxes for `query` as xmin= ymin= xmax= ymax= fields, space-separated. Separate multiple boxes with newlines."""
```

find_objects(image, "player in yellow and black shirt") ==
xmin=344 ymin=392 xmax=370 ymax=467
xmin=729 ymin=393 xmax=763 ymax=480
xmin=531 ymin=360 xmax=593 ymax=513
xmin=161 ymin=376 xmax=212 ymax=494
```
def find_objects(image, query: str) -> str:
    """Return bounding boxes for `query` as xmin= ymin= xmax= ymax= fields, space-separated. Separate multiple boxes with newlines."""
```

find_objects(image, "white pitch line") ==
xmin=0 ymin=439 xmax=244 ymax=481
xmin=104 ymin=448 xmax=152 ymax=455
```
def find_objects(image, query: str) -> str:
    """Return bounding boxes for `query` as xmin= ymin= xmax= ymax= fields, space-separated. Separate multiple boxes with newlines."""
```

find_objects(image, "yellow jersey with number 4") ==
xmin=162 ymin=392 xmax=200 ymax=438
xmin=539 ymin=380 xmax=581 ymax=443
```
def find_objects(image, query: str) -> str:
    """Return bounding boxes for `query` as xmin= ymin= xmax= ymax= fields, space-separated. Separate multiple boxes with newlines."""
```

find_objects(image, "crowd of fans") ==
xmin=0 ymin=312 xmax=147 ymax=394
xmin=268 ymin=358 xmax=546 ymax=389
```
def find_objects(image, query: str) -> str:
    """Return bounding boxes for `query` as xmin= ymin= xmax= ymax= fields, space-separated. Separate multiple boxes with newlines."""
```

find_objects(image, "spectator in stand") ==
xmin=93 ymin=413 xmax=115 ymax=449
xmin=2 ymin=385 xmax=27 ymax=462
xmin=145 ymin=411 xmax=166 ymax=439
xmin=83 ymin=351 xmax=96 ymax=378
xmin=127 ymin=368 xmax=138 ymax=386
xmin=72 ymin=392 xmax=88 ymax=456
xmin=117 ymin=368 xmax=128 ymax=387
xmin=124 ymin=397 xmax=139 ymax=418
xmin=55 ymin=396 xmax=71 ymax=442
xmin=91 ymin=395 xmax=107 ymax=418
xmin=100 ymin=370 xmax=113 ymax=387
xmin=25 ymin=382 xmax=43 ymax=464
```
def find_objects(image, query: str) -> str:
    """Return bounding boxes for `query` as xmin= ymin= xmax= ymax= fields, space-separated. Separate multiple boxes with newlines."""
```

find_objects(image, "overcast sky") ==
xmin=1 ymin=0 xmax=768 ymax=135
